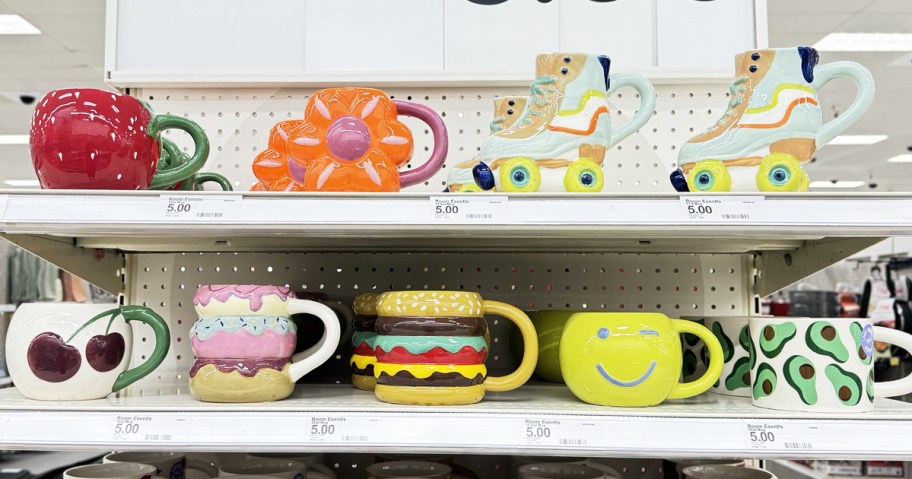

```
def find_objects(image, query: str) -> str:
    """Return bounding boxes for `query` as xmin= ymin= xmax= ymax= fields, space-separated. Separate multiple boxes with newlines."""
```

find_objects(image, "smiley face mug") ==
xmin=560 ymin=312 xmax=723 ymax=406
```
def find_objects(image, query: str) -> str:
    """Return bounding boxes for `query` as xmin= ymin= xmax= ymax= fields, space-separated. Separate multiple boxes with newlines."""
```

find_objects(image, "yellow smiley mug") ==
xmin=560 ymin=312 xmax=723 ymax=407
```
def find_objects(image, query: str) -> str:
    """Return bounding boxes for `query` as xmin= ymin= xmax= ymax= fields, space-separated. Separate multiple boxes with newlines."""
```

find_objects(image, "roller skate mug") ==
xmin=749 ymin=317 xmax=912 ymax=412
xmin=373 ymin=291 xmax=538 ymax=405
xmin=560 ymin=312 xmax=723 ymax=407
xmin=671 ymin=46 xmax=875 ymax=193
xmin=190 ymin=285 xmax=341 ymax=403
xmin=447 ymin=52 xmax=656 ymax=193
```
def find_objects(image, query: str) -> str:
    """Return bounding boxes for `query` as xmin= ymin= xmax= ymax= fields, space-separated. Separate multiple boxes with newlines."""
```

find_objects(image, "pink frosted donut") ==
xmin=190 ymin=316 xmax=296 ymax=359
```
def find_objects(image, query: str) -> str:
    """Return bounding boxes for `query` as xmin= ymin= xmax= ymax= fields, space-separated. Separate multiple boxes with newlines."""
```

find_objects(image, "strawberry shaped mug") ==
xmin=6 ymin=303 xmax=170 ymax=400
xmin=30 ymin=88 xmax=210 ymax=190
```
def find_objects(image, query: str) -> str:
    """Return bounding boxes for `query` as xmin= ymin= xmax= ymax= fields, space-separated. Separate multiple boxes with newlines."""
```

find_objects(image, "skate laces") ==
xmin=521 ymin=76 xmax=557 ymax=125
xmin=715 ymin=76 xmax=749 ymax=127
xmin=490 ymin=116 xmax=505 ymax=133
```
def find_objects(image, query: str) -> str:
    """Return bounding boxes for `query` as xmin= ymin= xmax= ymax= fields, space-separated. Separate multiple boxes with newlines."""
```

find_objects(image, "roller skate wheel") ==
xmin=756 ymin=153 xmax=805 ymax=192
xmin=563 ymin=159 xmax=605 ymax=192
xmin=499 ymin=157 xmax=542 ymax=192
xmin=686 ymin=160 xmax=732 ymax=192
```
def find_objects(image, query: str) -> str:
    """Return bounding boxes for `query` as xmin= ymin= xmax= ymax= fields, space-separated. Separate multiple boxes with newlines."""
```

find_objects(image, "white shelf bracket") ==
xmin=756 ymin=237 xmax=884 ymax=296
xmin=0 ymin=234 xmax=124 ymax=295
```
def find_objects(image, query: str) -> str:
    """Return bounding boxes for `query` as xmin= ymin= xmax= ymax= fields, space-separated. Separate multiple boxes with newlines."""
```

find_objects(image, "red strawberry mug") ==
xmin=30 ymin=88 xmax=210 ymax=190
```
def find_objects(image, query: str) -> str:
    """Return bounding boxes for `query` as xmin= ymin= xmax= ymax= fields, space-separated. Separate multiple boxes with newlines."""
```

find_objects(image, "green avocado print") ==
xmin=784 ymin=355 xmax=818 ymax=405
xmin=725 ymin=356 xmax=751 ymax=392
xmin=739 ymin=325 xmax=750 ymax=352
xmin=682 ymin=349 xmax=698 ymax=377
xmin=850 ymin=322 xmax=872 ymax=365
xmin=807 ymin=322 xmax=849 ymax=363
xmin=753 ymin=363 xmax=777 ymax=400
xmin=683 ymin=332 xmax=701 ymax=347
xmin=749 ymin=332 xmax=757 ymax=369
xmin=759 ymin=322 xmax=796 ymax=358
xmin=825 ymin=364 xmax=862 ymax=406
xmin=712 ymin=322 xmax=734 ymax=362
xmin=866 ymin=370 xmax=874 ymax=403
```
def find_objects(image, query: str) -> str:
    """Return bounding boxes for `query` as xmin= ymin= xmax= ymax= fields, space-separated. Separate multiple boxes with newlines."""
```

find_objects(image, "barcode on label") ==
xmin=559 ymin=439 xmax=587 ymax=445
xmin=722 ymin=214 xmax=750 ymax=219
xmin=785 ymin=442 xmax=813 ymax=449
xmin=343 ymin=435 xmax=368 ymax=442
xmin=466 ymin=214 xmax=492 ymax=219
xmin=196 ymin=212 xmax=223 ymax=218
xmin=144 ymin=434 xmax=172 ymax=441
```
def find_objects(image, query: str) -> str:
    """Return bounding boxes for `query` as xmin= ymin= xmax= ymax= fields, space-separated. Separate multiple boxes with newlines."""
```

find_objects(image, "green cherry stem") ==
xmin=65 ymin=307 xmax=123 ymax=344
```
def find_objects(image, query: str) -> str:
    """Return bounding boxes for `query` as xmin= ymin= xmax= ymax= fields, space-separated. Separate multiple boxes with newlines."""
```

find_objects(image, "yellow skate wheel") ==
xmin=756 ymin=153 xmax=804 ymax=192
xmin=563 ymin=159 xmax=604 ymax=192
xmin=687 ymin=160 xmax=731 ymax=192
xmin=499 ymin=157 xmax=541 ymax=192
xmin=453 ymin=183 xmax=484 ymax=192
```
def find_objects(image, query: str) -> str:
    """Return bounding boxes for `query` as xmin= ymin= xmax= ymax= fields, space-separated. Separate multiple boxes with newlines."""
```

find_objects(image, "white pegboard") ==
xmin=135 ymin=83 xmax=730 ymax=192
xmin=124 ymin=252 xmax=751 ymax=390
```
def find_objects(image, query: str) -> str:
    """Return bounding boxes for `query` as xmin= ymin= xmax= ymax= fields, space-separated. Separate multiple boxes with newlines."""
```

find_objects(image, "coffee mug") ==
xmin=530 ymin=310 xmax=575 ymax=383
xmin=252 ymin=87 xmax=447 ymax=192
xmin=6 ymin=303 xmax=170 ymax=400
xmin=682 ymin=466 xmax=775 ymax=479
xmin=105 ymin=452 xmax=218 ymax=479
xmin=220 ymin=459 xmax=305 ymax=479
xmin=190 ymin=284 xmax=341 ymax=402
xmin=749 ymin=317 xmax=912 ymax=412
xmin=30 ymin=88 xmax=209 ymax=190
xmin=491 ymin=96 xmax=528 ymax=134
xmin=373 ymin=290 xmax=538 ymax=405
xmin=154 ymin=139 xmax=232 ymax=191
xmin=293 ymin=291 xmax=354 ymax=359
xmin=518 ymin=464 xmax=607 ymax=479
xmin=366 ymin=461 xmax=451 ymax=479
xmin=351 ymin=292 xmax=384 ymax=391
xmin=668 ymin=460 xmax=745 ymax=479
xmin=682 ymin=316 xmax=755 ymax=397
xmin=247 ymin=453 xmax=335 ymax=479
xmin=65 ymin=463 xmax=158 ymax=479
xmin=560 ymin=312 xmax=723 ymax=406
xmin=512 ymin=458 xmax=620 ymax=479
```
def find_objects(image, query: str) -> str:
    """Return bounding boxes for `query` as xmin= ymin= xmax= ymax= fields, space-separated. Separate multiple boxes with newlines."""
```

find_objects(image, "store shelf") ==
xmin=0 ymin=191 xmax=909 ymax=254
xmin=0 ymin=384 xmax=911 ymax=458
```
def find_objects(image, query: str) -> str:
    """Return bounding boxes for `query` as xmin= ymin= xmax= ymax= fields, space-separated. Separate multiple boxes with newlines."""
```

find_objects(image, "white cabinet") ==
xmin=656 ymin=0 xmax=758 ymax=69
xmin=444 ymin=0 xmax=559 ymax=75
xmin=559 ymin=0 xmax=656 ymax=69
xmin=303 ymin=0 xmax=444 ymax=71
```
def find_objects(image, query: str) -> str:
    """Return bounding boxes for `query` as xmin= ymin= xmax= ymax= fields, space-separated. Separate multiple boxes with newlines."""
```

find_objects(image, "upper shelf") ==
xmin=0 ymin=191 xmax=908 ymax=253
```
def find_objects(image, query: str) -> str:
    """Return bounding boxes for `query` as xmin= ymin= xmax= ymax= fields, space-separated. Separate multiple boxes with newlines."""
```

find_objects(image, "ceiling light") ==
xmin=809 ymin=180 xmax=866 ymax=188
xmin=4 ymin=179 xmax=39 ymax=187
xmin=887 ymin=154 xmax=912 ymax=163
xmin=0 ymin=135 xmax=29 ymax=145
xmin=0 ymin=15 xmax=41 ymax=35
xmin=829 ymin=135 xmax=888 ymax=146
xmin=814 ymin=33 xmax=912 ymax=52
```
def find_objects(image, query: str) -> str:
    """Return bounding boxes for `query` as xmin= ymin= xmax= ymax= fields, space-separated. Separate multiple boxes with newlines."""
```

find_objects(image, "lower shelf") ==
xmin=1 ymin=384 xmax=911 ymax=458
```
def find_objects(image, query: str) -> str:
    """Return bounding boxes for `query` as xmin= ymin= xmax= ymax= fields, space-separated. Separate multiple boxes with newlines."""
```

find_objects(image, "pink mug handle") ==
xmin=393 ymin=100 xmax=448 ymax=187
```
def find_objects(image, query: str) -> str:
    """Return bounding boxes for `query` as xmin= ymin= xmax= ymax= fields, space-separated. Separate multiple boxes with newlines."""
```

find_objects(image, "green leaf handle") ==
xmin=112 ymin=305 xmax=171 ymax=392
xmin=147 ymin=115 xmax=210 ymax=189
xmin=185 ymin=172 xmax=233 ymax=191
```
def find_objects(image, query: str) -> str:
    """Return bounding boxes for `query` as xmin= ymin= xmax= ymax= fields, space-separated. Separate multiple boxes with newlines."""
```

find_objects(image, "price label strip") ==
xmin=520 ymin=418 xmax=598 ymax=448
xmin=680 ymin=196 xmax=766 ymax=222
xmin=112 ymin=414 xmax=192 ymax=443
xmin=745 ymin=422 xmax=815 ymax=451
xmin=309 ymin=416 xmax=369 ymax=443
xmin=159 ymin=194 xmax=242 ymax=221
xmin=430 ymin=196 xmax=507 ymax=223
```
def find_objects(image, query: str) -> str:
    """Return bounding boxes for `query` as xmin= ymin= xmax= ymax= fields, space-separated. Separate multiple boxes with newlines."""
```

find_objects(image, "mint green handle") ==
xmin=607 ymin=73 xmax=656 ymax=148
xmin=147 ymin=115 xmax=210 ymax=189
xmin=111 ymin=305 xmax=171 ymax=392
xmin=812 ymin=61 xmax=876 ymax=147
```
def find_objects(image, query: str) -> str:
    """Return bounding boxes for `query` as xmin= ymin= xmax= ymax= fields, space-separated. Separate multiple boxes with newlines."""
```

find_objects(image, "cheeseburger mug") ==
xmin=351 ymin=292 xmax=385 ymax=391
xmin=682 ymin=316 xmax=756 ymax=397
xmin=749 ymin=317 xmax=912 ymax=412
xmin=560 ymin=312 xmax=723 ymax=406
xmin=373 ymin=291 xmax=538 ymax=405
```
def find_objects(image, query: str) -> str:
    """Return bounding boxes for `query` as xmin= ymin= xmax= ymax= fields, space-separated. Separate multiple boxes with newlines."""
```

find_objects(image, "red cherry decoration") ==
xmin=85 ymin=332 xmax=126 ymax=372
xmin=27 ymin=332 xmax=81 ymax=382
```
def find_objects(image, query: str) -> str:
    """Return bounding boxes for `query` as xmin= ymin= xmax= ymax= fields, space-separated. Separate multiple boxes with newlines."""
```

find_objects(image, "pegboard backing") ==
xmin=135 ymin=82 xmax=730 ymax=192
xmin=125 ymin=251 xmax=751 ymax=390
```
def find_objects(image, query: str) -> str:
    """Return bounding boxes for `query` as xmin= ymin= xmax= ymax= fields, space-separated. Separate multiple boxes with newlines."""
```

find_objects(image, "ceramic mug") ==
xmin=373 ymin=290 xmax=538 ymax=405
xmin=247 ymin=453 xmax=335 ymax=479
xmin=749 ymin=317 xmax=912 ymax=412
xmin=518 ymin=464 xmax=607 ymax=479
xmin=682 ymin=317 xmax=755 ymax=397
xmin=530 ymin=310 xmax=575 ymax=383
xmin=189 ymin=284 xmax=341 ymax=402
xmin=154 ymin=139 xmax=232 ymax=191
xmin=30 ymin=88 xmax=209 ymax=190
xmin=293 ymin=291 xmax=354 ymax=359
xmin=6 ymin=303 xmax=170 ymax=400
xmin=220 ymin=459 xmax=306 ymax=479
xmin=668 ymin=460 xmax=745 ymax=479
xmin=105 ymin=452 xmax=218 ymax=479
xmin=490 ymin=96 xmax=528 ymax=133
xmin=366 ymin=461 xmax=451 ymax=479
xmin=682 ymin=466 xmax=775 ymax=479
xmin=511 ymin=458 xmax=620 ymax=479
xmin=64 ymin=463 xmax=159 ymax=479
xmin=252 ymin=87 xmax=447 ymax=192
xmin=351 ymin=292 xmax=384 ymax=391
xmin=560 ymin=312 xmax=723 ymax=406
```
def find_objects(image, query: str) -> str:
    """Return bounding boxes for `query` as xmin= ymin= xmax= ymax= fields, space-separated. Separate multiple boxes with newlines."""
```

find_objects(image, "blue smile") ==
xmin=596 ymin=361 xmax=657 ymax=387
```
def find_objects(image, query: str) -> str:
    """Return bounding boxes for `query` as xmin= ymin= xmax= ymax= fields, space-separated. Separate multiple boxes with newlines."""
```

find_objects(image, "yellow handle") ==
xmin=482 ymin=300 xmax=538 ymax=392
xmin=668 ymin=319 xmax=723 ymax=400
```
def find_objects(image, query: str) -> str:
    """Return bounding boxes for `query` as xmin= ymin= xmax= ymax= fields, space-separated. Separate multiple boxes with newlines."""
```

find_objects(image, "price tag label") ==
xmin=112 ymin=415 xmax=191 ymax=442
xmin=680 ymin=196 xmax=765 ymax=221
xmin=159 ymin=194 xmax=242 ymax=221
xmin=745 ymin=422 xmax=814 ymax=451
xmin=309 ymin=416 xmax=368 ymax=443
xmin=521 ymin=419 xmax=593 ymax=447
xmin=430 ymin=196 xmax=507 ymax=223
xmin=0 ymin=413 xmax=10 ymax=440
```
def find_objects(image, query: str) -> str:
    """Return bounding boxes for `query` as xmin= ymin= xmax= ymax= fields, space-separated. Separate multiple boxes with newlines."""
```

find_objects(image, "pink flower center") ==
xmin=326 ymin=115 xmax=370 ymax=161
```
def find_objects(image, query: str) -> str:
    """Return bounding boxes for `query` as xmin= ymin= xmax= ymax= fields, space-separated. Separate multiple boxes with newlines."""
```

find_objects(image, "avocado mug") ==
xmin=560 ymin=312 xmax=723 ymax=407
xmin=749 ymin=317 xmax=912 ymax=412
xmin=682 ymin=316 xmax=756 ymax=397
xmin=373 ymin=290 xmax=538 ymax=405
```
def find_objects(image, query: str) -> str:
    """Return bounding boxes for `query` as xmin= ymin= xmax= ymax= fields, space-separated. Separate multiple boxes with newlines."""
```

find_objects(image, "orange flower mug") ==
xmin=253 ymin=88 xmax=448 ymax=192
